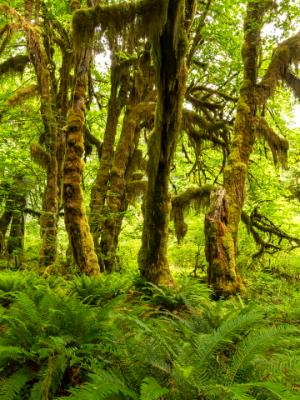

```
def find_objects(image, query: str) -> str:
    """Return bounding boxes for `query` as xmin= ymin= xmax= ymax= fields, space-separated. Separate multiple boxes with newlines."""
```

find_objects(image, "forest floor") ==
xmin=0 ymin=251 xmax=299 ymax=399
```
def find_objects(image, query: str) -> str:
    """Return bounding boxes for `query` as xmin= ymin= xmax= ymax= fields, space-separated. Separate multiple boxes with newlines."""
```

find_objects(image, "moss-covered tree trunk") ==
xmin=63 ymin=16 xmax=99 ymax=276
xmin=24 ymin=1 xmax=59 ymax=267
xmin=89 ymin=53 xmax=125 ymax=266
xmin=204 ymin=0 xmax=269 ymax=297
xmin=0 ymin=210 xmax=12 ymax=251
xmin=0 ymin=175 xmax=27 ymax=265
xmin=100 ymin=100 xmax=152 ymax=271
xmin=138 ymin=0 xmax=195 ymax=284
xmin=7 ymin=198 xmax=26 ymax=268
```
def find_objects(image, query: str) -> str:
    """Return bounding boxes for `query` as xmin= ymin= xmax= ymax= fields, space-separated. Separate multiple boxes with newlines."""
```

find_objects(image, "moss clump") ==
xmin=93 ymin=0 xmax=168 ymax=39
xmin=72 ymin=8 xmax=96 ymax=54
xmin=30 ymin=143 xmax=51 ymax=170
xmin=171 ymin=185 xmax=213 ymax=243
xmin=72 ymin=0 xmax=168 ymax=56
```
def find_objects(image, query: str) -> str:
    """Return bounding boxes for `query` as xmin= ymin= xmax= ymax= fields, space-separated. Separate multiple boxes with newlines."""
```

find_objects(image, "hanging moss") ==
xmin=30 ymin=143 xmax=51 ymax=170
xmin=72 ymin=8 xmax=96 ymax=54
xmin=126 ymin=179 xmax=147 ymax=202
xmin=256 ymin=116 xmax=289 ymax=167
xmin=93 ymin=0 xmax=168 ymax=38
xmin=171 ymin=185 xmax=213 ymax=242
xmin=284 ymin=70 xmax=300 ymax=100
xmin=72 ymin=0 xmax=168 ymax=55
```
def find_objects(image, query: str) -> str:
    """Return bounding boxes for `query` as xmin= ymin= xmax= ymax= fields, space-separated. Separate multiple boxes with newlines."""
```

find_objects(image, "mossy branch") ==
xmin=24 ymin=208 xmax=64 ymax=218
xmin=283 ymin=70 xmax=300 ymax=100
xmin=30 ymin=143 xmax=50 ymax=170
xmin=6 ymin=85 xmax=38 ymax=107
xmin=188 ymin=0 xmax=212 ymax=65
xmin=72 ymin=0 xmax=169 ymax=53
xmin=258 ymin=31 xmax=300 ymax=103
xmin=183 ymin=109 xmax=229 ymax=147
xmin=171 ymin=185 xmax=214 ymax=242
xmin=241 ymin=208 xmax=300 ymax=258
xmin=188 ymin=85 xmax=238 ymax=102
xmin=183 ymin=109 xmax=229 ymax=133
xmin=0 ymin=55 xmax=30 ymax=77
xmin=0 ymin=22 xmax=20 ymax=56
xmin=0 ymin=85 xmax=38 ymax=122
xmin=255 ymin=116 xmax=289 ymax=167
xmin=84 ymin=125 xmax=102 ymax=158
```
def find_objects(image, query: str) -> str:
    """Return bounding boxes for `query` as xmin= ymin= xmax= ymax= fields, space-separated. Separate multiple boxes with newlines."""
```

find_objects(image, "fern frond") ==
xmin=0 ymin=345 xmax=30 ymax=367
xmin=191 ymin=310 xmax=263 ymax=385
xmin=247 ymin=382 xmax=299 ymax=400
xmin=29 ymin=354 xmax=68 ymax=400
xmin=140 ymin=377 xmax=169 ymax=400
xmin=204 ymin=383 xmax=256 ymax=399
xmin=63 ymin=369 xmax=138 ymax=400
xmin=227 ymin=326 xmax=297 ymax=383
xmin=0 ymin=369 xmax=33 ymax=400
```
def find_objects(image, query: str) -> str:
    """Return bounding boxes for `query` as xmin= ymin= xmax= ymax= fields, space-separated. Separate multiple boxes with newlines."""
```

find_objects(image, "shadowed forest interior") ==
xmin=1 ymin=0 xmax=300 ymax=399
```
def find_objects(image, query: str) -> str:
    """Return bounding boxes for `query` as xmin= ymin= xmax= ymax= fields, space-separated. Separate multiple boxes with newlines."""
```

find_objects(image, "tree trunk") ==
xmin=100 ymin=100 xmax=152 ymax=271
xmin=24 ymin=1 xmax=59 ymax=267
xmin=63 ymin=24 xmax=99 ymax=276
xmin=204 ymin=0 xmax=269 ymax=297
xmin=7 ymin=212 xmax=25 ymax=268
xmin=0 ymin=175 xmax=27 ymax=265
xmin=89 ymin=55 xmax=125 ymax=267
xmin=138 ymin=0 xmax=195 ymax=284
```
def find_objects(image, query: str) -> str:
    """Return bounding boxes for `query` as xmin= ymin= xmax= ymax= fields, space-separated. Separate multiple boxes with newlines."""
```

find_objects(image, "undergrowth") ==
xmin=0 ymin=268 xmax=299 ymax=399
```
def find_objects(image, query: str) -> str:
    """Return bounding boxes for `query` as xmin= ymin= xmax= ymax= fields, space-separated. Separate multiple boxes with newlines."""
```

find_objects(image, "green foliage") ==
xmin=1 ymin=0 xmax=300 ymax=398
xmin=68 ymin=272 xmax=133 ymax=305
xmin=0 ymin=270 xmax=298 ymax=400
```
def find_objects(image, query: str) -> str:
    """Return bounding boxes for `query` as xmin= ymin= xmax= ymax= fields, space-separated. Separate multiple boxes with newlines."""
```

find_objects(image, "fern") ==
xmin=140 ymin=377 xmax=169 ymax=400
xmin=69 ymin=273 xmax=132 ymax=306
xmin=0 ymin=368 xmax=33 ymax=400
xmin=189 ymin=310 xmax=263 ymax=386
xmin=203 ymin=383 xmax=256 ymax=399
xmin=62 ymin=369 xmax=139 ymax=400
xmin=251 ymin=381 xmax=300 ymax=399
xmin=0 ymin=345 xmax=31 ymax=367
xmin=227 ymin=326 xmax=297 ymax=383
xmin=29 ymin=354 xmax=68 ymax=400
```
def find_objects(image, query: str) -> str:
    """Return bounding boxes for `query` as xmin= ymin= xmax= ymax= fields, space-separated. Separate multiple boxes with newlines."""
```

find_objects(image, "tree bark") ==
xmin=100 ymin=101 xmax=152 ymax=271
xmin=24 ymin=1 xmax=59 ymax=267
xmin=0 ymin=175 xmax=27 ymax=265
xmin=138 ymin=0 xmax=195 ymax=284
xmin=63 ymin=19 xmax=99 ymax=276
xmin=204 ymin=0 xmax=270 ymax=297
xmin=89 ymin=52 xmax=125 ymax=267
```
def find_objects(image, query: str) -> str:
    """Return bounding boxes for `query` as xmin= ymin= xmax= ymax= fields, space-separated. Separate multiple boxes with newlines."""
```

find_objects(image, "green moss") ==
xmin=72 ymin=8 xmax=96 ymax=54
xmin=30 ymin=143 xmax=50 ymax=170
